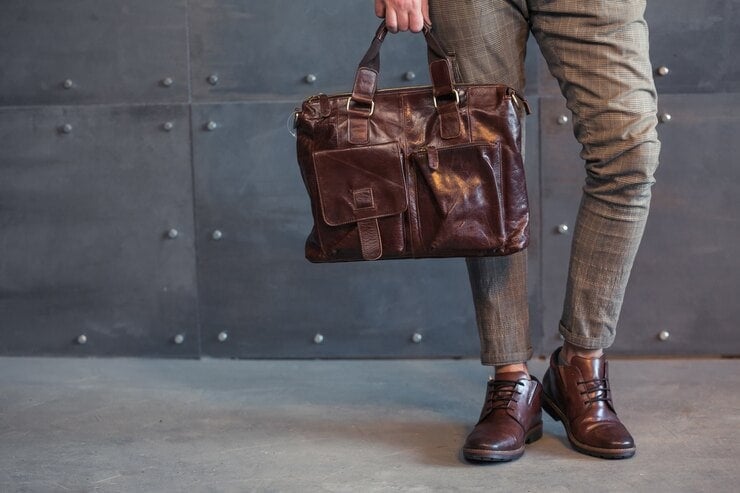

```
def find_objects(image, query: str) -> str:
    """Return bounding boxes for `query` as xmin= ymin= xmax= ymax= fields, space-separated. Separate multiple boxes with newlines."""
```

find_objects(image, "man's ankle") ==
xmin=494 ymin=362 xmax=529 ymax=378
xmin=561 ymin=342 xmax=603 ymax=364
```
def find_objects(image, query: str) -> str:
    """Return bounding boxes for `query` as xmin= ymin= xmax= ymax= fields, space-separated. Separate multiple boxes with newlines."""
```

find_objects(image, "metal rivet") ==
xmin=161 ymin=77 xmax=174 ymax=87
xmin=205 ymin=121 xmax=218 ymax=131
xmin=62 ymin=79 xmax=74 ymax=89
xmin=557 ymin=115 xmax=569 ymax=125
xmin=174 ymin=334 xmax=185 ymax=344
xmin=162 ymin=121 xmax=174 ymax=131
xmin=313 ymin=333 xmax=324 ymax=344
xmin=211 ymin=229 xmax=223 ymax=240
xmin=207 ymin=74 xmax=219 ymax=85
xmin=304 ymin=74 xmax=317 ymax=84
xmin=166 ymin=228 xmax=179 ymax=239
xmin=411 ymin=332 xmax=423 ymax=344
xmin=60 ymin=123 xmax=73 ymax=134
xmin=404 ymin=71 xmax=416 ymax=81
xmin=77 ymin=334 xmax=87 ymax=345
xmin=557 ymin=224 xmax=569 ymax=235
xmin=656 ymin=66 xmax=670 ymax=77
xmin=217 ymin=331 xmax=228 ymax=342
xmin=659 ymin=113 xmax=672 ymax=123
xmin=658 ymin=330 xmax=670 ymax=341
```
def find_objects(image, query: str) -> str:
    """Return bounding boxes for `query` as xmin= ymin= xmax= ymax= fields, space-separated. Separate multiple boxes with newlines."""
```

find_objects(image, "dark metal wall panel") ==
xmin=191 ymin=101 xmax=482 ymax=358
xmin=538 ymin=98 xmax=583 ymax=352
xmin=539 ymin=94 xmax=740 ymax=355
xmin=188 ymin=0 xmax=432 ymax=101
xmin=533 ymin=44 xmax=563 ymax=98
xmin=646 ymin=0 xmax=740 ymax=94
xmin=0 ymin=1 xmax=189 ymax=106
xmin=0 ymin=104 xmax=198 ymax=356
xmin=523 ymin=37 xmax=542 ymax=96
xmin=190 ymin=1 xmax=540 ymax=102
xmin=522 ymin=97 xmax=543 ymax=354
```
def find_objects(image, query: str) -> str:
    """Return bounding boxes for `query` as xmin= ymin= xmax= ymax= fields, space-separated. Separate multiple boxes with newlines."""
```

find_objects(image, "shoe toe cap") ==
xmin=583 ymin=421 xmax=635 ymax=449
xmin=464 ymin=427 xmax=521 ymax=452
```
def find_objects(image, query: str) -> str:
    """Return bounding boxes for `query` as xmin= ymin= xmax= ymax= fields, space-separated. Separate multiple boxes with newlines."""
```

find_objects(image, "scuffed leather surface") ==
xmin=296 ymin=84 xmax=529 ymax=262
xmin=436 ymin=101 xmax=462 ymax=139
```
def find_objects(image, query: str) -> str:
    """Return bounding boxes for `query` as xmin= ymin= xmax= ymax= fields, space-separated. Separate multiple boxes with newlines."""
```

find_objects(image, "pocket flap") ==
xmin=313 ymin=142 xmax=408 ymax=226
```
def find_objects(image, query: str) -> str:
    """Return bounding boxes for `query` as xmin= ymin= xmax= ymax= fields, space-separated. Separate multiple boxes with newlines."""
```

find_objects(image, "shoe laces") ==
xmin=488 ymin=380 xmax=524 ymax=410
xmin=577 ymin=377 xmax=611 ymax=405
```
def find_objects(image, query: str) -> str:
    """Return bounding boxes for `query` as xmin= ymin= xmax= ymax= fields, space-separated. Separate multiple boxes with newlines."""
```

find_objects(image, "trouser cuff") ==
xmin=480 ymin=347 xmax=533 ymax=367
xmin=558 ymin=322 xmax=615 ymax=350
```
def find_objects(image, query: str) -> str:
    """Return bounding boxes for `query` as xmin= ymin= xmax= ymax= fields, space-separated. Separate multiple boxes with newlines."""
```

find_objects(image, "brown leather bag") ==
xmin=295 ymin=22 xmax=530 ymax=262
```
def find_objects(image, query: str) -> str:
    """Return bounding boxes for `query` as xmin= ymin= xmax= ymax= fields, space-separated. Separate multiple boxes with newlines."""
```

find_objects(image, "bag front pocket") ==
xmin=311 ymin=142 xmax=408 ymax=261
xmin=412 ymin=140 xmax=525 ymax=255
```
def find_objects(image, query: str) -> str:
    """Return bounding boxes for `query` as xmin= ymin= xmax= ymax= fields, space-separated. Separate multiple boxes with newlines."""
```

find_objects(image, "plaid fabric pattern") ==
xmin=429 ymin=0 xmax=661 ymax=364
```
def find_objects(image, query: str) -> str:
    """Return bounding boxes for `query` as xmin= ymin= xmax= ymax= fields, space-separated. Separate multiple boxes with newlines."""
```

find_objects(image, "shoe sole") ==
xmin=541 ymin=391 xmax=636 ymax=460
xmin=462 ymin=422 xmax=543 ymax=462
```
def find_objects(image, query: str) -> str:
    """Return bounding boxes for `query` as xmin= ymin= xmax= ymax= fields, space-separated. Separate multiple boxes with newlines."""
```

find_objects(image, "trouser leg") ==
xmin=429 ymin=0 xmax=532 ymax=365
xmin=528 ymin=0 xmax=661 ymax=348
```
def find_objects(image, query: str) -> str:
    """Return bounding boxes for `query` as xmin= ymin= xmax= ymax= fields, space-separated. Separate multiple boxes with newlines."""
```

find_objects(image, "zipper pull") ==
xmin=510 ymin=91 xmax=531 ymax=115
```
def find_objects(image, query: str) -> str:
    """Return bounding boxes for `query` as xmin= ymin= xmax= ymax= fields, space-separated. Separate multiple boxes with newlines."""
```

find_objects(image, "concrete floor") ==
xmin=0 ymin=357 xmax=738 ymax=493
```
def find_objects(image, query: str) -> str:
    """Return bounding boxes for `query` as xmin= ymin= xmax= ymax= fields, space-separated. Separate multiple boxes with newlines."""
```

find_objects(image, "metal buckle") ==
xmin=433 ymin=89 xmax=460 ymax=109
xmin=346 ymin=97 xmax=375 ymax=117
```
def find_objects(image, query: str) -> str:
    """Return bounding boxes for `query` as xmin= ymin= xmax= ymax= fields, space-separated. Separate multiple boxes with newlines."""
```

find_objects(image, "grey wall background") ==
xmin=1 ymin=0 xmax=738 ymax=359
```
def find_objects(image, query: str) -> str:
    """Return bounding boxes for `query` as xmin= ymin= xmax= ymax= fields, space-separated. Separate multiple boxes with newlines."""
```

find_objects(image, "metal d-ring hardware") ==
xmin=346 ymin=97 xmax=375 ymax=117
xmin=287 ymin=110 xmax=299 ymax=138
xmin=433 ymin=89 xmax=460 ymax=109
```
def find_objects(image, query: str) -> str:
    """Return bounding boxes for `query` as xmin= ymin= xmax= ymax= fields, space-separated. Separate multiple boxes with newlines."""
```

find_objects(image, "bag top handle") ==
xmin=349 ymin=21 xmax=458 ymax=111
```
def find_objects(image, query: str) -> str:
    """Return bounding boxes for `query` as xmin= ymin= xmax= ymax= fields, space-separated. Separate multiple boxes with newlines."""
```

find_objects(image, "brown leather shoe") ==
xmin=462 ymin=371 xmax=543 ymax=462
xmin=542 ymin=347 xmax=636 ymax=459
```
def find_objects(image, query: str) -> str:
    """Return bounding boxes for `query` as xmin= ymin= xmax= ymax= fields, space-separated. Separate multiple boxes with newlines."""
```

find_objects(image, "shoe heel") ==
xmin=525 ymin=422 xmax=543 ymax=444
xmin=541 ymin=397 xmax=561 ymax=422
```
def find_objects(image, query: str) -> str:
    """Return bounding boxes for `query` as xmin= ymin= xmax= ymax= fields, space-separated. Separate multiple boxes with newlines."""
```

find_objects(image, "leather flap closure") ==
xmin=313 ymin=142 xmax=408 ymax=226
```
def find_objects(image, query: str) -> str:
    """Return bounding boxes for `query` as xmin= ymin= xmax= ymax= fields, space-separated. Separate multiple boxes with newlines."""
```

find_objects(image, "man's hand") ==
xmin=374 ymin=0 xmax=431 ymax=33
